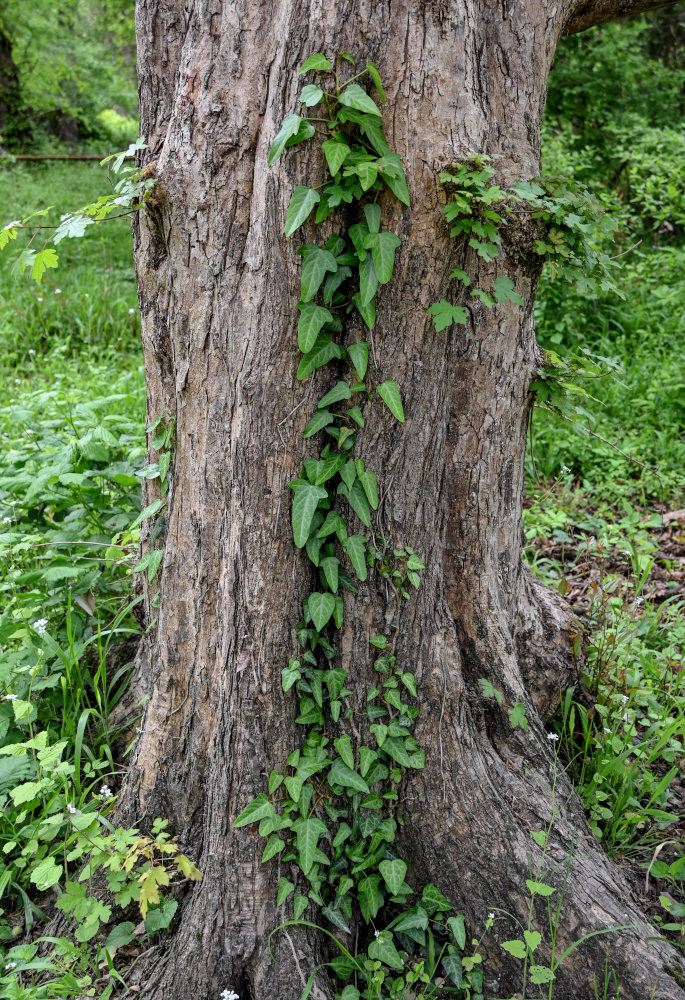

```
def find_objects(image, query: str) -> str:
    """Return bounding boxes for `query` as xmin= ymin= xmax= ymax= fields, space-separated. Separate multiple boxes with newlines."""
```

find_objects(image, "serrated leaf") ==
xmin=509 ymin=702 xmax=528 ymax=730
xmin=268 ymin=114 xmax=302 ymax=165
xmin=299 ymin=53 xmax=333 ymax=73
xmin=365 ymin=231 xmax=401 ymax=284
xmin=318 ymin=380 xmax=352 ymax=408
xmin=427 ymin=299 xmax=468 ymax=332
xmin=377 ymin=380 xmax=404 ymax=422
xmin=478 ymin=677 xmax=504 ymax=704
xmin=450 ymin=267 xmax=471 ymax=285
xmin=308 ymin=591 xmax=336 ymax=632
xmin=300 ymin=84 xmax=324 ymax=106
xmin=285 ymin=186 xmax=321 ymax=237
xmin=328 ymin=757 xmax=370 ymax=794
xmin=529 ymin=965 xmax=555 ymax=985
xmin=526 ymin=879 xmax=556 ymax=897
xmin=29 ymin=248 xmax=59 ymax=283
xmin=339 ymin=83 xmax=382 ymax=117
xmin=379 ymin=859 xmax=407 ymax=895
xmin=347 ymin=341 xmax=368 ymax=380
xmin=322 ymin=139 xmax=351 ymax=177
xmin=291 ymin=483 xmax=329 ymax=547
xmin=492 ymin=275 xmax=523 ymax=305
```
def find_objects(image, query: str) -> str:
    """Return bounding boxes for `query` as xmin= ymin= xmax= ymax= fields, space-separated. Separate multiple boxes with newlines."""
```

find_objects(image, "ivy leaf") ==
xmin=509 ymin=702 xmax=528 ymax=730
xmin=379 ymin=859 xmax=407 ymax=895
xmin=427 ymin=299 xmax=468 ymax=332
xmin=340 ymin=460 xmax=356 ymax=492
xmin=338 ymin=478 xmax=371 ymax=526
xmin=278 ymin=878 xmax=295 ymax=905
xmin=322 ymin=904 xmax=351 ymax=934
xmin=322 ymin=138 xmax=351 ymax=177
xmin=303 ymin=409 xmax=334 ymax=438
xmin=368 ymin=932 xmax=404 ymax=971
xmin=365 ymin=232 xmax=401 ymax=284
xmin=338 ymin=83 xmax=382 ymax=117
xmin=308 ymin=591 xmax=336 ymax=632
xmin=262 ymin=835 xmax=286 ymax=862
xmin=318 ymin=380 xmax=352 ymax=408
xmin=293 ymin=894 xmax=309 ymax=919
xmin=471 ymin=288 xmax=495 ymax=308
xmin=357 ymin=468 xmax=378 ymax=509
xmin=357 ymin=874 xmax=383 ymax=921
xmin=290 ymin=483 xmax=329 ymax=547
xmin=421 ymin=883 xmax=452 ymax=914
xmin=320 ymin=556 xmax=339 ymax=593
xmin=297 ymin=246 xmax=338 ymax=302
xmin=328 ymin=757 xmax=370 ymax=794
xmin=377 ymin=380 xmax=404 ymax=422
xmin=359 ymin=252 xmax=378 ymax=307
xmin=334 ymin=734 xmax=355 ymax=770
xmin=297 ymin=333 xmax=345 ymax=380
xmin=347 ymin=341 xmax=368 ymax=380
xmin=442 ymin=954 xmax=463 ymax=986
xmin=343 ymin=534 xmax=367 ymax=581
xmin=502 ymin=939 xmax=527 ymax=959
xmin=492 ymin=275 xmax=524 ymax=306
xmin=291 ymin=817 xmax=328 ymax=876
xmin=365 ymin=61 xmax=386 ymax=103
xmin=300 ymin=84 xmax=324 ymax=106
xmin=285 ymin=186 xmax=321 ymax=237
xmin=469 ymin=237 xmax=499 ymax=261
xmin=364 ymin=203 xmax=381 ymax=234
xmin=450 ymin=267 xmax=471 ymax=285
xmin=268 ymin=114 xmax=303 ymax=165
xmin=285 ymin=118 xmax=316 ymax=149
xmin=298 ymin=302 xmax=334 ymax=352
xmin=447 ymin=914 xmax=466 ymax=949
xmin=375 ymin=153 xmax=411 ymax=206
xmin=299 ymin=53 xmax=333 ymax=73
xmin=234 ymin=793 xmax=273 ymax=828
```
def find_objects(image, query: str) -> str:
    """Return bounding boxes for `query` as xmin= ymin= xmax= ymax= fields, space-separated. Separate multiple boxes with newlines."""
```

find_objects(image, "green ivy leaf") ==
xmin=377 ymin=380 xmax=404 ymax=422
xmin=358 ymin=468 xmax=378 ymax=509
xmin=347 ymin=341 xmax=369 ymax=380
xmin=365 ymin=61 xmax=386 ymax=103
xmin=291 ymin=483 xmax=329 ymax=547
xmin=421 ymin=883 xmax=452 ymax=914
xmin=277 ymin=877 xmax=295 ymax=905
xmin=328 ymin=757 xmax=370 ymax=794
xmin=359 ymin=252 xmax=379 ymax=307
xmin=299 ymin=53 xmax=333 ymax=73
xmin=364 ymin=231 xmax=401 ymax=284
xmin=492 ymin=275 xmax=523 ymax=306
xmin=318 ymin=380 xmax=352 ymax=408
xmin=285 ymin=186 xmax=321 ymax=237
xmin=234 ymin=793 xmax=273 ymax=828
xmin=368 ymin=931 xmax=404 ymax=971
xmin=447 ymin=914 xmax=466 ymax=949
xmin=268 ymin=114 xmax=303 ymax=165
xmin=300 ymin=84 xmax=324 ymax=106
xmin=379 ymin=858 xmax=407 ymax=895
xmin=291 ymin=817 xmax=328 ymax=876
xmin=303 ymin=409 xmax=335 ymax=438
xmin=375 ymin=153 xmax=411 ymax=206
xmin=442 ymin=954 xmax=463 ymax=986
xmin=298 ymin=245 xmax=338 ymax=302
xmin=293 ymin=894 xmax=309 ymax=919
xmin=297 ymin=333 xmax=345 ymax=380
xmin=282 ymin=661 xmax=302 ymax=691
xmin=262 ymin=834 xmax=286 ymax=862
xmin=320 ymin=556 xmax=339 ymax=593
xmin=357 ymin=874 xmax=383 ymax=921
xmin=338 ymin=83 xmax=382 ymax=117
xmin=322 ymin=138 xmax=351 ymax=177
xmin=338 ymin=478 xmax=371 ymax=526
xmin=308 ymin=591 xmax=336 ymax=632
xmin=343 ymin=534 xmax=367 ymax=581
xmin=427 ymin=299 xmax=468 ymax=332
xmin=334 ymin=734 xmax=355 ymax=770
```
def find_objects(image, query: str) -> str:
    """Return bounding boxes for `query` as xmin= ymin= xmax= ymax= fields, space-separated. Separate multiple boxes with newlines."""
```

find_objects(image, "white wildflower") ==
xmin=99 ymin=785 xmax=113 ymax=798
xmin=604 ymin=727 xmax=611 ymax=734
xmin=28 ymin=349 xmax=35 ymax=355
xmin=547 ymin=732 xmax=559 ymax=742
xmin=33 ymin=618 xmax=48 ymax=636
xmin=128 ymin=308 xmax=135 ymax=314
xmin=25 ymin=429 xmax=33 ymax=435
xmin=219 ymin=992 xmax=239 ymax=1000
xmin=36 ymin=296 xmax=43 ymax=302
xmin=55 ymin=288 xmax=61 ymax=294
xmin=4 ymin=694 xmax=17 ymax=701
xmin=4 ymin=961 xmax=17 ymax=969
xmin=14 ymin=378 xmax=20 ymax=384
xmin=2 ymin=517 xmax=12 ymax=524
xmin=374 ymin=930 xmax=380 ymax=939
xmin=621 ymin=694 xmax=628 ymax=704
xmin=67 ymin=803 xmax=78 ymax=814
xmin=84 ymin=292 xmax=89 ymax=297
xmin=488 ymin=912 xmax=495 ymax=920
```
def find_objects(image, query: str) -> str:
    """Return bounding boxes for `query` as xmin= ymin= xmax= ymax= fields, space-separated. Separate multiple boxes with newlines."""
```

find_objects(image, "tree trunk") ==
xmin=0 ymin=27 xmax=20 ymax=142
xmin=120 ymin=1 xmax=685 ymax=998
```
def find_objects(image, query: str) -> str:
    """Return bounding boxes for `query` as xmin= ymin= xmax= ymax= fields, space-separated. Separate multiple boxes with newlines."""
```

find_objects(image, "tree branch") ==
xmin=563 ymin=0 xmax=681 ymax=35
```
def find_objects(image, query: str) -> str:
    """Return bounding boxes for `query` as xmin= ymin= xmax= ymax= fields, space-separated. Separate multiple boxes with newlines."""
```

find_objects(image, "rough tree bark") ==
xmin=119 ymin=2 xmax=685 ymax=998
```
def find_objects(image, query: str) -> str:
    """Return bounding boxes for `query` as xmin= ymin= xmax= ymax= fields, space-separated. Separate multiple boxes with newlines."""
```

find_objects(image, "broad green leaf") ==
xmin=365 ymin=231 xmax=401 ymax=283
xmin=379 ymin=858 xmax=407 ymax=895
xmin=285 ymin=118 xmax=316 ymax=149
xmin=427 ymin=299 xmax=468 ymax=331
xmin=323 ymin=263 xmax=352 ymax=303
xmin=269 ymin=770 xmax=284 ymax=794
xmin=368 ymin=932 xmax=404 ymax=971
xmin=300 ymin=84 xmax=324 ymax=106
xmin=299 ymin=53 xmax=333 ymax=73
xmin=328 ymin=757 xmax=370 ymax=794
xmin=308 ymin=591 xmax=336 ymax=632
xmin=293 ymin=894 xmax=309 ymax=919
xmin=262 ymin=835 xmax=285 ymax=862
xmin=442 ymin=954 xmax=463 ymax=986
xmin=29 ymin=248 xmax=59 ymax=283
xmin=298 ymin=245 xmax=338 ymax=302
xmin=297 ymin=333 xmax=345 ymax=380
xmin=338 ymin=478 xmax=371 ymax=526
xmin=492 ymin=275 xmax=523 ymax=305
xmin=347 ymin=341 xmax=368 ymax=380
xmin=359 ymin=252 xmax=378 ymax=306
xmin=377 ymin=380 xmax=404 ymax=422
xmin=348 ymin=404 xmax=364 ymax=427
xmin=365 ymin=61 xmax=386 ymax=103
xmin=334 ymin=734 xmax=355 ymax=770
xmin=282 ymin=661 xmax=302 ymax=691
xmin=375 ymin=153 xmax=411 ymax=206
xmin=450 ymin=268 xmax=471 ymax=285
xmin=447 ymin=915 xmax=466 ymax=949
xmin=30 ymin=856 xmax=62 ymax=890
xmin=340 ymin=460 xmax=356 ymax=491
xmin=344 ymin=534 xmax=367 ymax=580
xmin=354 ymin=160 xmax=378 ymax=191
xmin=268 ymin=114 xmax=302 ymax=165
xmin=509 ymin=702 xmax=528 ymax=730
xmin=529 ymin=965 xmax=555 ymax=985
xmin=339 ymin=83 xmax=382 ymax=117
xmin=421 ymin=883 xmax=452 ymax=913
xmin=364 ymin=203 xmax=381 ymax=233
xmin=469 ymin=237 xmax=499 ymax=261
xmin=315 ymin=452 xmax=347 ymax=484
xmin=285 ymin=186 xmax=321 ymax=237
xmin=298 ymin=301 xmax=334 ymax=352
xmin=292 ymin=817 xmax=328 ymax=875
xmin=303 ymin=409 xmax=334 ymax=439
xmin=320 ymin=556 xmax=339 ymax=593
xmin=502 ymin=939 xmax=527 ymax=959
xmin=105 ymin=921 xmax=136 ymax=952
xmin=357 ymin=874 xmax=382 ymax=921
xmin=392 ymin=906 xmax=429 ymax=933
xmin=524 ymin=930 xmax=541 ymax=953
xmin=234 ymin=793 xmax=273 ymax=828
xmin=526 ymin=879 xmax=556 ymax=897
xmin=340 ymin=986 xmax=361 ymax=1000
xmin=358 ymin=468 xmax=378 ymax=509
xmin=322 ymin=139 xmax=351 ymax=177
xmin=291 ymin=483 xmax=329 ymax=547
xmin=278 ymin=877 xmax=295 ymax=905
xmin=322 ymin=904 xmax=351 ymax=933
xmin=318 ymin=380 xmax=352 ymax=408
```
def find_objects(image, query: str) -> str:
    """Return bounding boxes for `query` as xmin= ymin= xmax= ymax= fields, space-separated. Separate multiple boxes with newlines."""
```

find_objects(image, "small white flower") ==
xmin=604 ymin=727 xmax=611 ymax=734
xmin=14 ymin=378 xmax=21 ymax=384
xmin=374 ymin=930 xmax=380 ymax=939
xmin=561 ymin=465 xmax=570 ymax=474
xmin=128 ymin=308 xmax=135 ymax=314
xmin=9 ymin=500 xmax=18 ymax=505
xmin=36 ymin=296 xmax=43 ymax=302
xmin=4 ymin=961 xmax=17 ymax=969
xmin=99 ymin=785 xmax=113 ymax=798
xmin=621 ymin=695 xmax=629 ymax=704
xmin=28 ymin=349 xmax=35 ymax=355
xmin=84 ymin=293 xmax=89 ymax=298
xmin=33 ymin=618 xmax=48 ymax=636
xmin=2 ymin=516 xmax=12 ymax=524
xmin=25 ymin=429 xmax=33 ymax=435
xmin=488 ymin=912 xmax=495 ymax=920
xmin=219 ymin=992 xmax=239 ymax=1000
xmin=67 ymin=803 xmax=78 ymax=814
xmin=55 ymin=288 xmax=61 ymax=294
xmin=4 ymin=694 xmax=17 ymax=701
xmin=547 ymin=733 xmax=559 ymax=742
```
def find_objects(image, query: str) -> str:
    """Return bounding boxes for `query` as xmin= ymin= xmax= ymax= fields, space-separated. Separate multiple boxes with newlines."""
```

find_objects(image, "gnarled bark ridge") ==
xmin=119 ymin=1 xmax=685 ymax=998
